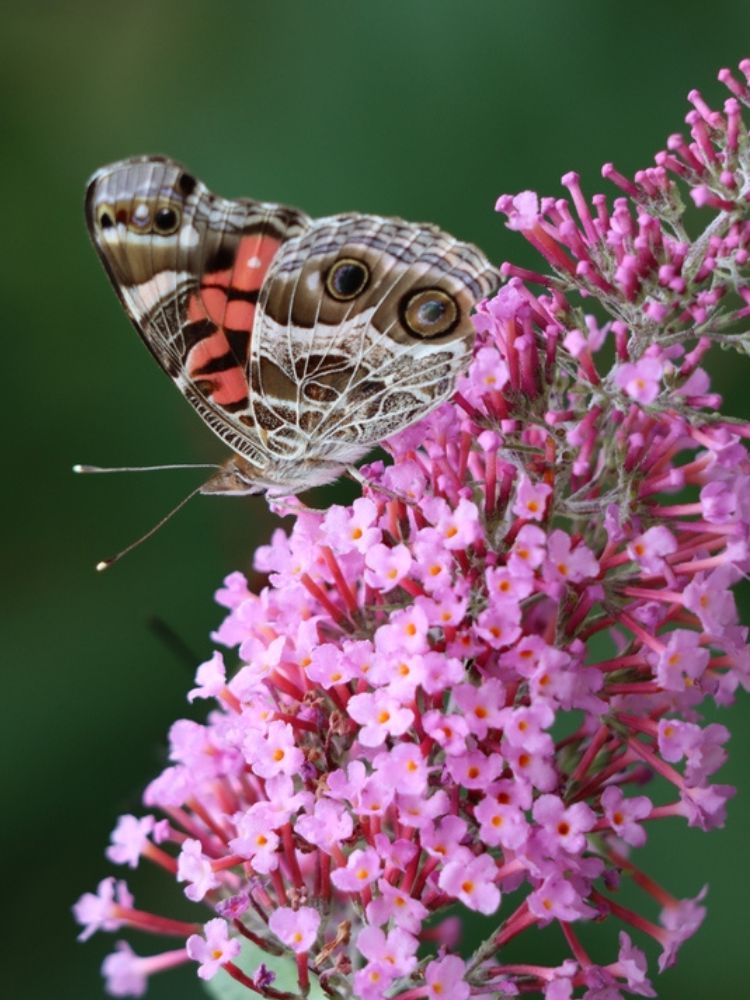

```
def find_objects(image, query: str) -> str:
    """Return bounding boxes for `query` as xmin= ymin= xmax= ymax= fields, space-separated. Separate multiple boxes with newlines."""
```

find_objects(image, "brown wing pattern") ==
xmin=249 ymin=213 xmax=499 ymax=464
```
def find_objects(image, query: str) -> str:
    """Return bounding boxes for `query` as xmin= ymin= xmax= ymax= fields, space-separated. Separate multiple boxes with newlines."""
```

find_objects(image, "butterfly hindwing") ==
xmin=250 ymin=212 xmax=499 ymax=462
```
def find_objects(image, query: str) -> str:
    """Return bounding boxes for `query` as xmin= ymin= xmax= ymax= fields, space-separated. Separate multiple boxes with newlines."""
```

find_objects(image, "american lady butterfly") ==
xmin=85 ymin=156 xmax=498 ymax=498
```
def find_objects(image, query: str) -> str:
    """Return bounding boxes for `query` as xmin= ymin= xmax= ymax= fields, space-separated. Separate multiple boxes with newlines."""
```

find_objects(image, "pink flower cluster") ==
xmin=76 ymin=60 xmax=750 ymax=999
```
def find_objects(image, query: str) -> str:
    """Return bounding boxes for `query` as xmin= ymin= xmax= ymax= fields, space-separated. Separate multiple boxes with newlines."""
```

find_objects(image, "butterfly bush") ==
xmin=75 ymin=60 xmax=750 ymax=999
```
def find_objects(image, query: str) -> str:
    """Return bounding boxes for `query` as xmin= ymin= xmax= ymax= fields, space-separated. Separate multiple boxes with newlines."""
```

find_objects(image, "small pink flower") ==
xmin=504 ymin=742 xmax=558 ymax=791
xmin=601 ymin=786 xmax=652 ymax=847
xmin=614 ymin=932 xmax=654 ymax=996
xmin=106 ymin=814 xmax=159 ymax=869
xmin=439 ymin=852 xmax=501 ymax=914
xmin=371 ymin=651 xmax=426 ymax=698
xmin=458 ymin=344 xmax=510 ymax=395
xmin=627 ymin=526 xmax=677 ymax=575
xmin=425 ymin=954 xmax=470 ymax=1000
xmin=73 ymin=878 xmax=133 ymax=942
xmin=453 ymin=679 xmax=505 ymax=737
xmin=657 ymin=888 xmax=707 ymax=971
xmin=186 ymin=918 xmax=240 ymax=980
xmin=176 ymin=839 xmax=220 ymax=902
xmin=375 ymin=604 xmax=430 ymax=654
xmin=187 ymin=650 xmax=227 ymax=702
xmin=364 ymin=542 xmax=412 ymax=591
xmin=485 ymin=566 xmax=534 ymax=609
xmin=331 ymin=847 xmax=382 ymax=892
xmin=366 ymin=878 xmax=429 ymax=932
xmin=422 ymin=709 xmax=469 ymax=755
xmin=513 ymin=474 xmax=552 ymax=520
xmin=396 ymin=790 xmax=449 ymax=829
xmin=306 ymin=642 xmax=355 ymax=688
xmin=474 ymin=791 xmax=529 ymax=850
xmin=243 ymin=720 xmax=304 ymax=778
xmin=700 ymin=480 xmax=737 ymax=523
xmin=532 ymin=794 xmax=596 ymax=855
xmin=657 ymin=717 xmax=699 ymax=762
xmin=296 ymin=798 xmax=353 ymax=854
xmin=509 ymin=524 xmax=547 ymax=573
xmin=373 ymin=742 xmax=428 ymax=796
xmin=474 ymin=603 xmax=522 ymax=649
xmin=353 ymin=962 xmax=395 ymax=1000
xmin=497 ymin=189 xmax=540 ymax=229
xmin=423 ymin=496 xmax=482 ymax=550
xmin=323 ymin=497 xmax=381 ymax=554
xmin=528 ymin=873 xmax=597 ymax=923
xmin=347 ymin=689 xmax=414 ymax=747
xmin=501 ymin=701 xmax=555 ymax=751
xmin=413 ymin=535 xmax=454 ymax=592
xmin=229 ymin=807 xmax=281 ymax=872
xmin=102 ymin=941 xmax=148 ymax=997
xmin=268 ymin=905 xmax=320 ymax=954
xmin=545 ymin=968 xmax=576 ymax=1000
xmin=683 ymin=568 xmax=737 ymax=632
xmin=420 ymin=815 xmax=468 ymax=860
xmin=654 ymin=630 xmax=710 ymax=691
xmin=356 ymin=925 xmax=418 ymax=976
xmin=544 ymin=530 xmax=599 ymax=584
xmin=615 ymin=356 xmax=664 ymax=402
xmin=445 ymin=748 xmax=504 ymax=790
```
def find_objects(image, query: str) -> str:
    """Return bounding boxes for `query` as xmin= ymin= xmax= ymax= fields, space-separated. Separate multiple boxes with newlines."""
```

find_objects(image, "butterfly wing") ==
xmin=249 ymin=212 xmax=500 ymax=466
xmin=85 ymin=155 xmax=309 ymax=466
xmin=87 ymin=156 xmax=499 ymax=494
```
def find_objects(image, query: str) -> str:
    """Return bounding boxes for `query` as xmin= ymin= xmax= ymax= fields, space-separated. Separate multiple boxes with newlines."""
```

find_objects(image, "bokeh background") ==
xmin=5 ymin=2 xmax=750 ymax=997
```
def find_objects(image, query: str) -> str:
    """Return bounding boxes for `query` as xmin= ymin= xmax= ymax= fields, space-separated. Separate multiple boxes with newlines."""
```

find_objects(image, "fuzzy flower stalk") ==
xmin=76 ymin=60 xmax=750 ymax=1000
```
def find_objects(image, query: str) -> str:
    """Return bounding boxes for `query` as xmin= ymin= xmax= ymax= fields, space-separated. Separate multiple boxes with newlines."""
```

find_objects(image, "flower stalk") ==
xmin=75 ymin=58 xmax=750 ymax=1000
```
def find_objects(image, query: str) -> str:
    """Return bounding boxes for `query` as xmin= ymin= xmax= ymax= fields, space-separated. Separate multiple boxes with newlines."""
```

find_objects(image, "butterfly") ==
xmin=85 ymin=155 xmax=499 ymax=498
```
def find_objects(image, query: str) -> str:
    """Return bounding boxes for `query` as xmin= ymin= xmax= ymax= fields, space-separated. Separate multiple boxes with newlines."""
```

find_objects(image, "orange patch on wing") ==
xmin=187 ymin=289 xmax=227 ymax=326
xmin=225 ymin=299 xmax=256 ymax=329
xmin=230 ymin=234 xmax=281 ymax=292
xmin=187 ymin=328 xmax=233 ymax=373
xmin=187 ymin=327 xmax=249 ymax=406
xmin=181 ymin=232 xmax=283 ymax=410
xmin=202 ymin=265 xmax=233 ymax=288
xmin=194 ymin=234 xmax=281 ymax=331
xmin=202 ymin=287 xmax=230 ymax=325
xmin=187 ymin=295 xmax=207 ymax=323
xmin=207 ymin=366 xmax=249 ymax=406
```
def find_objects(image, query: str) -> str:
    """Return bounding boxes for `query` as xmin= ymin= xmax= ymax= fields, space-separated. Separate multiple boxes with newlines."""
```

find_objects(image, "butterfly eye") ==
xmin=325 ymin=258 xmax=370 ymax=301
xmin=402 ymin=289 xmax=458 ymax=337
xmin=153 ymin=205 xmax=181 ymax=235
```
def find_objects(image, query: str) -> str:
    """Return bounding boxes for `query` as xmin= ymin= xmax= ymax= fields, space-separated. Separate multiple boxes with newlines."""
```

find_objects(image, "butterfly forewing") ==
xmin=86 ymin=155 xmax=498 ymax=494
xmin=86 ymin=157 xmax=309 ymax=465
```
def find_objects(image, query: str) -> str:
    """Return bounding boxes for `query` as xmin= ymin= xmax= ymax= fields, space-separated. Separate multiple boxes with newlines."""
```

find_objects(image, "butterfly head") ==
xmin=85 ymin=156 xmax=203 ymax=284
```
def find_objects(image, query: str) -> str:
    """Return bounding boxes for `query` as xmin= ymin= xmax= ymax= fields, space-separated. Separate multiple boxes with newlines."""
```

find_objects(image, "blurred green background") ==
xmin=5 ymin=1 xmax=750 ymax=997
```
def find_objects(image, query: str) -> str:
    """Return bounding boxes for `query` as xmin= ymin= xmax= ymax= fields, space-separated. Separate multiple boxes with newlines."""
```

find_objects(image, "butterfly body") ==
xmin=86 ymin=156 xmax=499 ymax=495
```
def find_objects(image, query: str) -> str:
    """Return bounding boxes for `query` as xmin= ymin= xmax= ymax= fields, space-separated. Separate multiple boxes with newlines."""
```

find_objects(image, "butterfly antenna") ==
xmin=94 ymin=483 xmax=205 ymax=572
xmin=73 ymin=462 xmax=220 ymax=474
